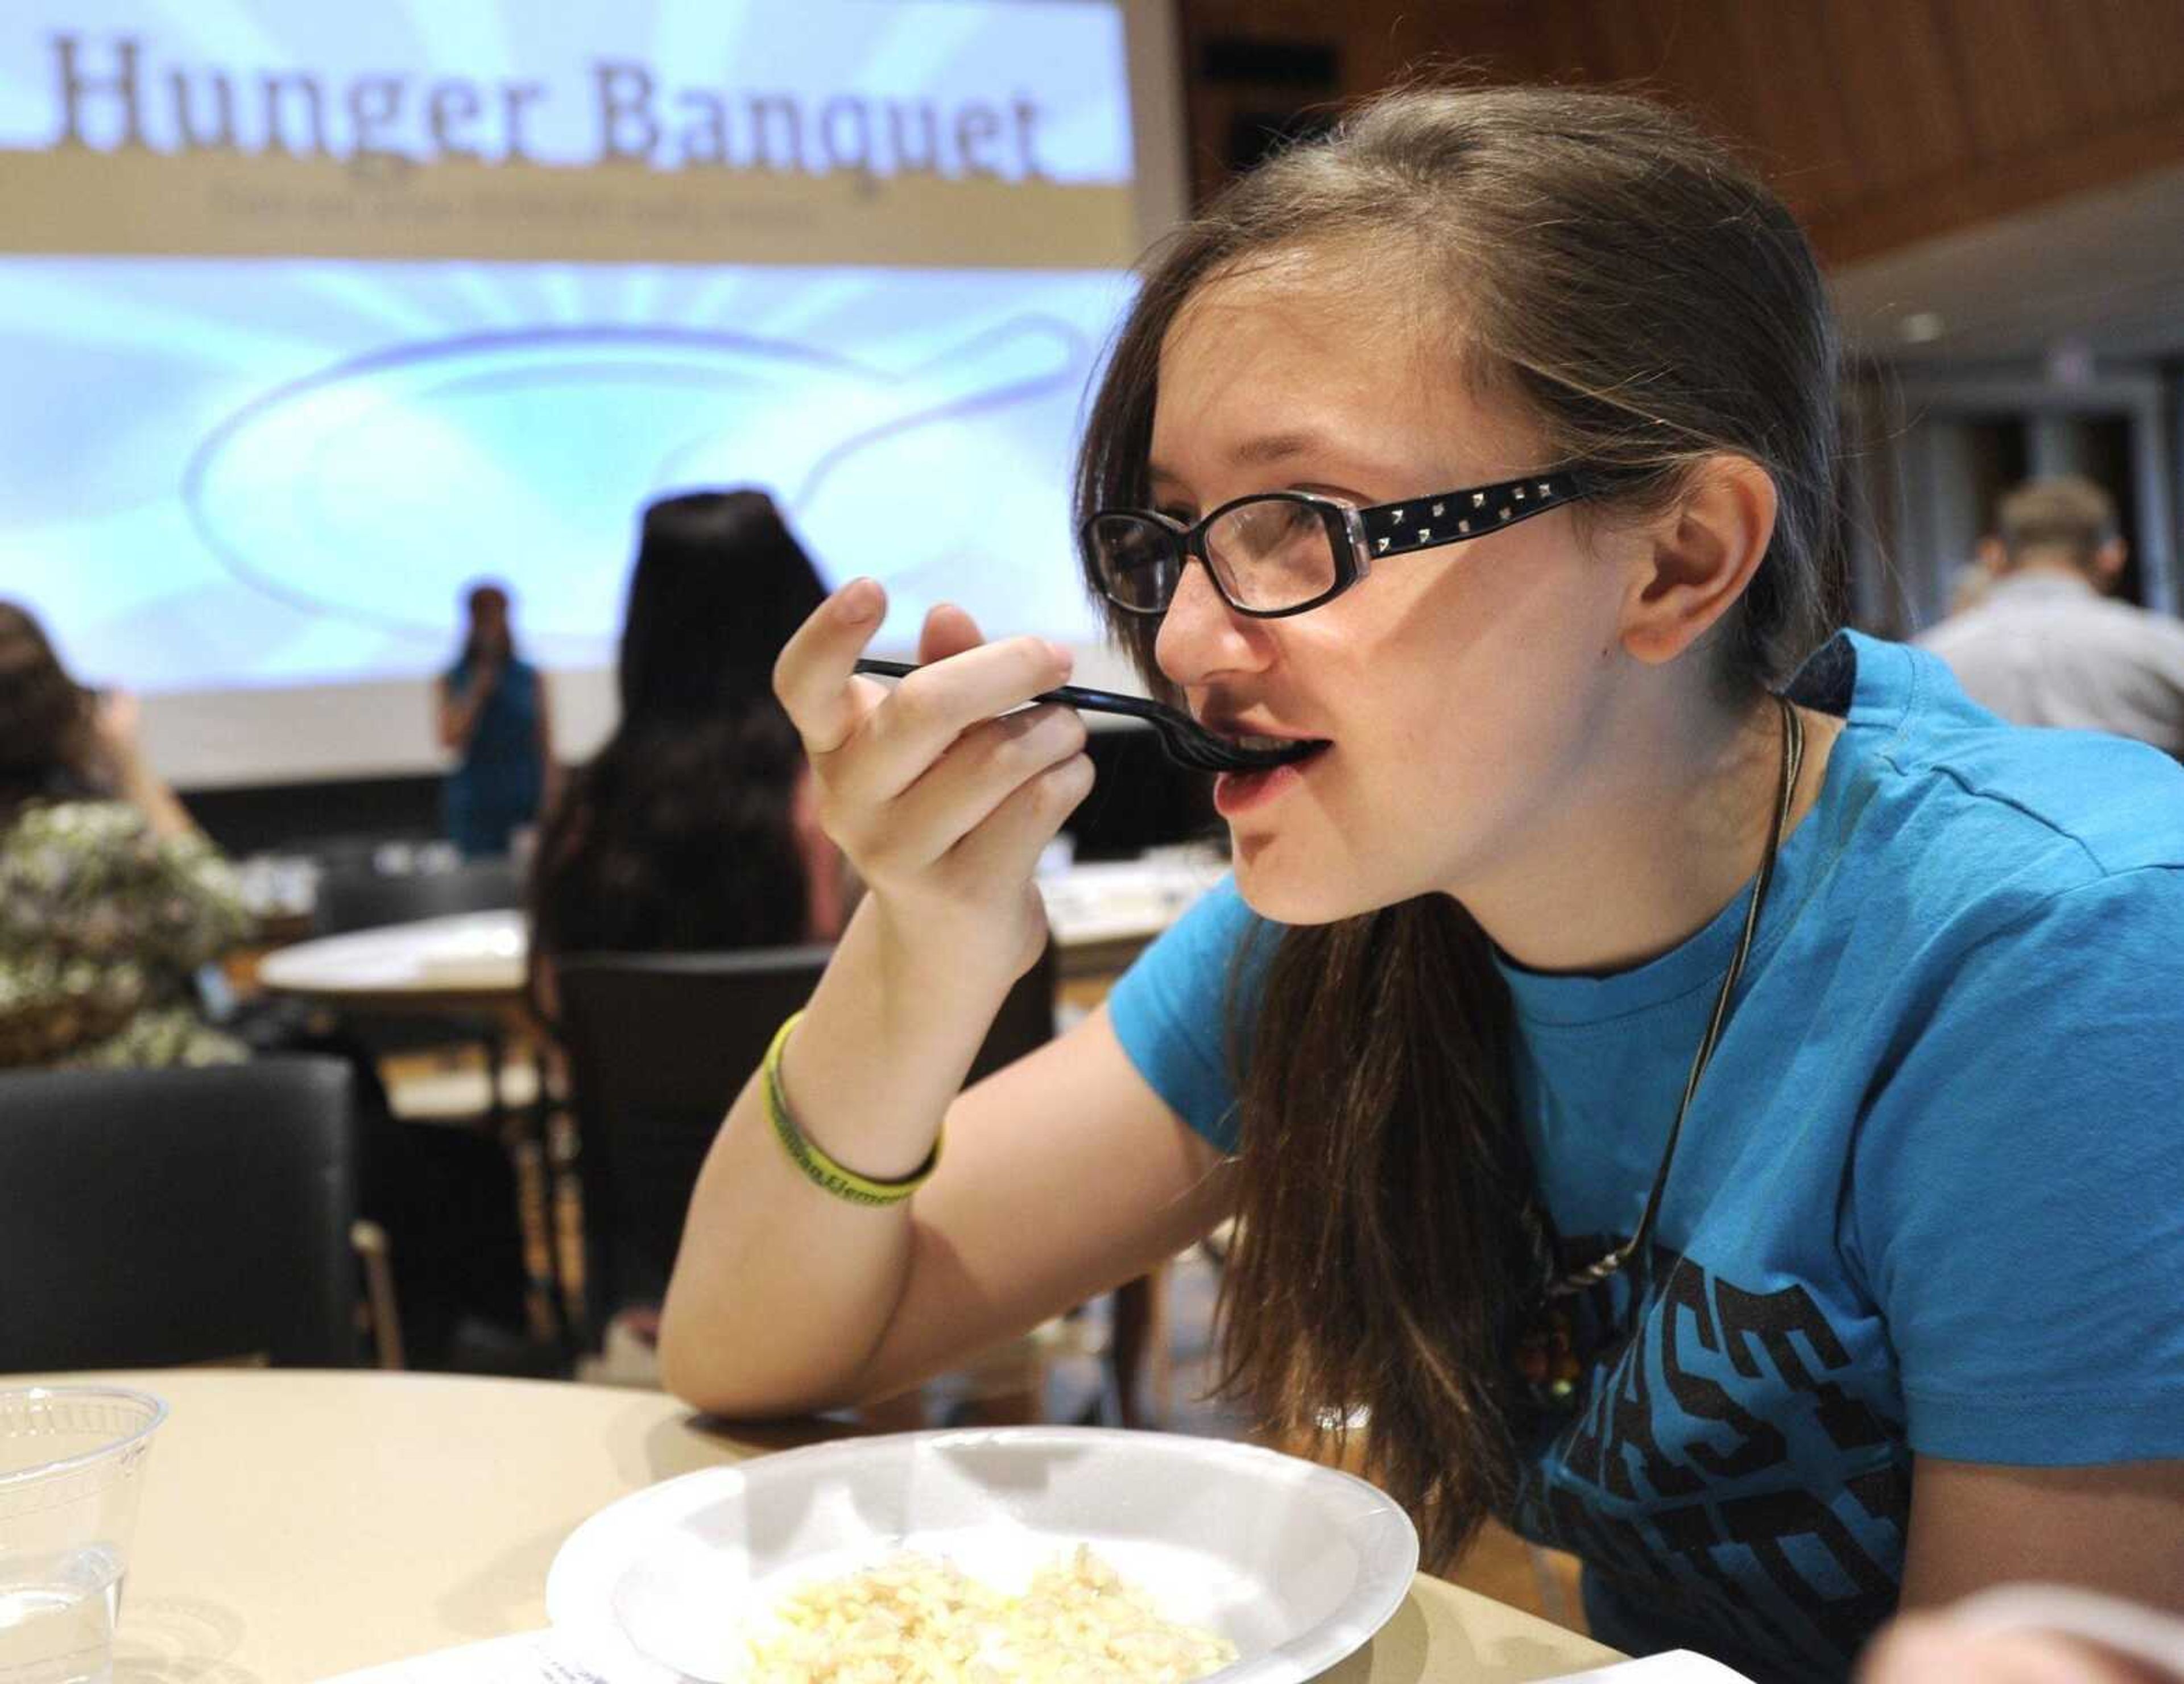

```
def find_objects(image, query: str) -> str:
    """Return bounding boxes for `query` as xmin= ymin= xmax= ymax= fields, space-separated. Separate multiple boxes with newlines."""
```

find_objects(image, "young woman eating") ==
xmin=655 ymin=86 xmax=2184 ymax=1680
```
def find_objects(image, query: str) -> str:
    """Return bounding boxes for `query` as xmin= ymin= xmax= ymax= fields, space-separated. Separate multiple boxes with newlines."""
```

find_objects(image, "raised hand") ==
xmin=90 ymin=688 xmax=143 ymax=767
xmin=772 ymin=580 xmax=1093 ymax=984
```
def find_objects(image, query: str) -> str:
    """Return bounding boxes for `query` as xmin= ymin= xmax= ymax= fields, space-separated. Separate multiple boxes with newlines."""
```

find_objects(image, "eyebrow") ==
xmin=1148 ymin=430 xmax=1356 ymax=488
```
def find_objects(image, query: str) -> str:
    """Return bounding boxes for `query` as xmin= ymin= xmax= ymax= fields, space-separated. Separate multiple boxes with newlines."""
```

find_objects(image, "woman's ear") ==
xmin=1617 ymin=456 xmax=1779 ymax=666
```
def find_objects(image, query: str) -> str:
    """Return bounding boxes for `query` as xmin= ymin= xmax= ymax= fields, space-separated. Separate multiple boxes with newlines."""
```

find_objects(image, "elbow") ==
xmin=655 ymin=1310 xmax=731 ymax=1415
xmin=657 ymin=1294 xmax=870 ymax=1423
xmin=656 ymin=1291 xmax=795 ymax=1420
xmin=657 ymin=1332 xmax=833 ymax=1424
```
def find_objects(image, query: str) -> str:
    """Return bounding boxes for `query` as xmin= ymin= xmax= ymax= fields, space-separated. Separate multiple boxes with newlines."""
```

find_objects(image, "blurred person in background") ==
xmin=437 ymin=581 xmax=557 ymax=857
xmin=1941 ymin=557 xmax=1995 ymax=619
xmin=524 ymin=488 xmax=844 ymax=1370
xmin=0 ymin=600 xmax=251 ymax=1068
xmin=0 ymin=602 xmax=530 ymax=1366
xmin=1918 ymin=476 xmax=2184 ymax=754
xmin=527 ymin=489 xmax=842 ymax=1014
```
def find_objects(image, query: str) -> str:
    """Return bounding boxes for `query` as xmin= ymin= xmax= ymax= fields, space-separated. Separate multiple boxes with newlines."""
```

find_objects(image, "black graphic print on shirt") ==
xmin=1512 ymin=1238 xmax=1911 ymax=1681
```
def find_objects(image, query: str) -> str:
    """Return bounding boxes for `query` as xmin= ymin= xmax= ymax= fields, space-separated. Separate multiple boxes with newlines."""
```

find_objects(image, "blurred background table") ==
xmin=255 ymin=908 xmax=533 ymax=1019
xmin=251 ymin=850 xmax=1231 ymax=1011
xmin=34 ymin=1368 xmax=1622 ymax=1682
xmin=246 ymin=852 xmax=1231 ymax=1365
xmin=238 ymin=852 xmax=1235 ymax=1396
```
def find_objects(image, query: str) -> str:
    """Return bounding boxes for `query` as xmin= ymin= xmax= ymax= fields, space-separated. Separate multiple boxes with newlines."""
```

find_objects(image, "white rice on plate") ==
xmin=741 ymin=1543 xmax=1239 ymax=1683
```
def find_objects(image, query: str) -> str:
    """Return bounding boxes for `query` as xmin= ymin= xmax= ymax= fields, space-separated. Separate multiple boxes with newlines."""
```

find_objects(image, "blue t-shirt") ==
xmin=1108 ymin=632 xmax=2184 ymax=1682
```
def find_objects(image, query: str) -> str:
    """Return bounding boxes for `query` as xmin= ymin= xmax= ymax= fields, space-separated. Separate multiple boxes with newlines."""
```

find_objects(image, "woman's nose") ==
xmin=1153 ymin=556 xmax=1269 ymax=690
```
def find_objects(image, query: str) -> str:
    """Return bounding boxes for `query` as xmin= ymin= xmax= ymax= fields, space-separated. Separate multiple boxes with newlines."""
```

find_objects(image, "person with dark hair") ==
xmin=0 ymin=604 xmax=530 ymax=1364
xmin=436 ymin=581 xmax=555 ymax=858
xmin=0 ymin=600 xmax=251 ymax=1067
xmin=529 ymin=489 xmax=842 ymax=1005
xmin=655 ymin=86 xmax=2184 ymax=1680
xmin=1918 ymin=475 xmax=2184 ymax=753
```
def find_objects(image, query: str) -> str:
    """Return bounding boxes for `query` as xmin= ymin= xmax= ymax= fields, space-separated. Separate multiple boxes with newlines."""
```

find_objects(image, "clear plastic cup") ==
xmin=0 ymin=1388 xmax=166 ymax=1684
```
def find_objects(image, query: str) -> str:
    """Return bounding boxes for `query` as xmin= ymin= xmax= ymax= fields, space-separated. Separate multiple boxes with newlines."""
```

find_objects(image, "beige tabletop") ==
xmin=27 ymin=1369 xmax=1624 ymax=1683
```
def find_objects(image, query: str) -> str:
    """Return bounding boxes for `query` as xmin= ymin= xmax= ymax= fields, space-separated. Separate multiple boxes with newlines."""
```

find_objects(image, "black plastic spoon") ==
xmin=851 ymin=658 xmax=1326 ymax=774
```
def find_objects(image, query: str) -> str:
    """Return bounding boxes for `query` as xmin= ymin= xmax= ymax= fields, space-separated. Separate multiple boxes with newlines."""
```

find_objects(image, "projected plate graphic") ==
xmin=180 ymin=318 xmax=1092 ymax=655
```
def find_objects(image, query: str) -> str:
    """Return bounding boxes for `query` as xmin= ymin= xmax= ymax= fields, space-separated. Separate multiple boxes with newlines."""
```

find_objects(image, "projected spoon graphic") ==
xmin=181 ymin=317 xmax=1091 ymax=661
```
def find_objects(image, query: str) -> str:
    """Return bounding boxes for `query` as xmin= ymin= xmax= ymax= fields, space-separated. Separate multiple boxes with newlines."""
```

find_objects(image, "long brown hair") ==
xmin=0 ymin=601 xmax=97 ymax=825
xmin=528 ymin=492 xmax=827 ymax=983
xmin=1074 ymin=85 xmax=1840 ymax=1567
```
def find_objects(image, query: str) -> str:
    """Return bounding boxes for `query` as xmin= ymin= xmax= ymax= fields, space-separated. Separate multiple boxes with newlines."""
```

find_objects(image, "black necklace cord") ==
xmin=1546 ymin=695 xmax=1807 ymax=1302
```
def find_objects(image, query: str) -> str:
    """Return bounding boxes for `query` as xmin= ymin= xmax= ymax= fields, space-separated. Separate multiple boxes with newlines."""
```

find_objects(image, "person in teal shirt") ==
xmin=651 ymin=85 xmax=2184 ymax=1681
xmin=437 ymin=581 xmax=555 ymax=858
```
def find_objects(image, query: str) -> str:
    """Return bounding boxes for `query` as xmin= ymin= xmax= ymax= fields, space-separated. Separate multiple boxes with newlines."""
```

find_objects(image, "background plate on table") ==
xmin=545 ymin=1426 xmax=1420 ymax=1683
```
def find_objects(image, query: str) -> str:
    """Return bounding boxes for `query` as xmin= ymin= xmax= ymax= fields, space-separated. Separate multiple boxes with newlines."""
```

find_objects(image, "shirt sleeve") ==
xmin=26 ymin=802 xmax=251 ymax=971
xmin=1103 ymin=876 xmax=1266 ymax=1155
xmin=1851 ymin=864 xmax=2184 ymax=1465
xmin=142 ymin=828 xmax=254 ymax=970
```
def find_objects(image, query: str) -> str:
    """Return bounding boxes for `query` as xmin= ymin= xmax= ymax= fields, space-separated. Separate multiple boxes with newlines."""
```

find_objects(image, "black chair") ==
xmin=312 ymin=858 xmax=524 ymax=1129
xmin=308 ymin=856 xmax=563 ymax=1364
xmin=555 ymin=941 xmax=1058 ymax=1343
xmin=0 ymin=1057 xmax=371 ymax=1370
xmin=312 ymin=858 xmax=521 ymax=935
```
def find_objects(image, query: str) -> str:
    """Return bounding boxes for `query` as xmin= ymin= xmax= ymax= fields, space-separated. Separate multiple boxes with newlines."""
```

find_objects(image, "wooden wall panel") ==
xmin=1721 ymin=2 xmax=1864 ymax=211
xmin=1173 ymin=0 xmax=1540 ymax=206
xmin=2092 ymin=0 xmax=2177 ymax=111
xmin=1943 ymin=0 xmax=2068 ymax=157
xmin=1815 ymin=0 xmax=1972 ymax=199
xmin=1176 ymin=0 xmax=2184 ymax=264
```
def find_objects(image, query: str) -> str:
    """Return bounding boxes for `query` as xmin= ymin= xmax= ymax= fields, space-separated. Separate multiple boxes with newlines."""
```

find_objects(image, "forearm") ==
xmin=657 ymin=1069 xmax=918 ymax=1416
xmin=657 ymin=895 xmax=1024 ymax=1413
xmin=1863 ymin=1595 xmax=2184 ymax=1684
xmin=115 ymin=757 xmax=197 ymax=843
xmin=536 ymin=688 xmax=559 ymax=810
xmin=668 ymin=587 xmax=1097 ymax=1414
xmin=439 ymin=694 xmax=486 ymax=751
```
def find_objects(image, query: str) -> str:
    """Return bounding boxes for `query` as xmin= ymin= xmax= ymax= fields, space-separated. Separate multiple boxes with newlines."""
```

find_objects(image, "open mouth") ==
xmin=1196 ymin=708 xmax=1333 ymax=769
xmin=1213 ymin=733 xmax=1330 ymax=771
xmin=1210 ymin=738 xmax=1329 ymax=815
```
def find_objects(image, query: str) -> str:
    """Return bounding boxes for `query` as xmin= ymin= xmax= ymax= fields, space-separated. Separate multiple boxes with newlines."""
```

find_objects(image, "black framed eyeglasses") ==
xmin=1083 ymin=468 xmax=1595 ymax=618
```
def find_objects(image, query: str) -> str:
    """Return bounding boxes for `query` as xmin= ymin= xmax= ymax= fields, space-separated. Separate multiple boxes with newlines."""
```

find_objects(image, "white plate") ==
xmin=545 ymin=1426 xmax=1419 ymax=1683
